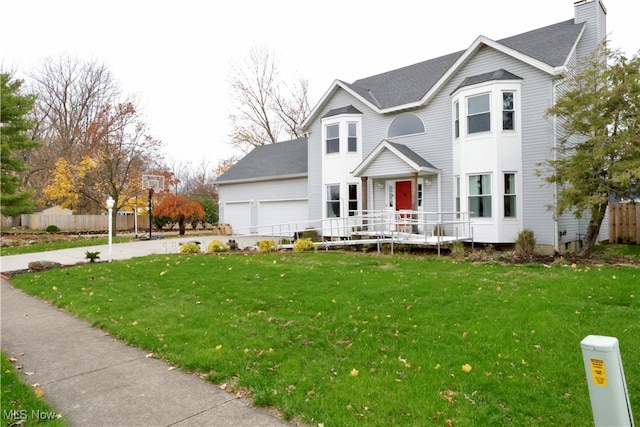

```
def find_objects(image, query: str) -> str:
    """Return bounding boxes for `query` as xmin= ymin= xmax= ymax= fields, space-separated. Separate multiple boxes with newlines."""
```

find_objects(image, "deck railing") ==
xmin=232 ymin=210 xmax=473 ymax=252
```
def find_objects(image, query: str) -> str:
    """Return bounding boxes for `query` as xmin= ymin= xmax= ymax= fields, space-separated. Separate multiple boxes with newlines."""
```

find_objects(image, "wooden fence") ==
xmin=18 ymin=214 xmax=146 ymax=232
xmin=2 ymin=214 xmax=231 ymax=235
xmin=609 ymin=203 xmax=640 ymax=244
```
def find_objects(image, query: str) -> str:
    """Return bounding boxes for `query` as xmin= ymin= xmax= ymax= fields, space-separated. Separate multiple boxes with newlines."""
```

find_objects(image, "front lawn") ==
xmin=0 ymin=352 xmax=67 ymax=427
xmin=8 ymin=252 xmax=639 ymax=426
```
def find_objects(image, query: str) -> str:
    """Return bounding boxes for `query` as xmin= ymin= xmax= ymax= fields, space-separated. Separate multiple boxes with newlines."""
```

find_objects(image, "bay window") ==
xmin=469 ymin=174 xmax=492 ymax=218
xmin=467 ymin=93 xmax=490 ymax=134
xmin=326 ymin=184 xmax=340 ymax=217
xmin=326 ymin=124 xmax=339 ymax=154
xmin=504 ymin=173 xmax=516 ymax=217
xmin=502 ymin=92 xmax=515 ymax=130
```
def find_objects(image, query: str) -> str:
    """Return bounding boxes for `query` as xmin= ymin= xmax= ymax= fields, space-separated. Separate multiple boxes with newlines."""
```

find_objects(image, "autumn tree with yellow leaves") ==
xmin=44 ymin=102 xmax=163 ymax=234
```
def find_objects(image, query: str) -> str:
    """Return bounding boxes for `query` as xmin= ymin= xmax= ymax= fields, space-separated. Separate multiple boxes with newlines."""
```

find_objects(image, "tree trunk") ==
xmin=178 ymin=219 xmax=186 ymax=235
xmin=580 ymin=203 xmax=608 ymax=256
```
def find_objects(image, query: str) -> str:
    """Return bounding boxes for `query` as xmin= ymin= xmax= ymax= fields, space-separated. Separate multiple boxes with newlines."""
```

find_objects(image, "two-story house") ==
xmin=216 ymin=0 xmax=610 ymax=253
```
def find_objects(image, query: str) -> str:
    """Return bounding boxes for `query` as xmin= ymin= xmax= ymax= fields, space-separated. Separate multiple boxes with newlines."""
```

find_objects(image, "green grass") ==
xmin=0 ymin=352 xmax=68 ymax=427
xmin=592 ymin=242 xmax=640 ymax=259
xmin=8 ymin=252 xmax=639 ymax=426
xmin=0 ymin=236 xmax=134 ymax=256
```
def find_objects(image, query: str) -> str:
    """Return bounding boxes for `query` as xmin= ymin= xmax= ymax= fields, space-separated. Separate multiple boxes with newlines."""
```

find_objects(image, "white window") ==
xmin=502 ymin=92 xmax=515 ymax=130
xmin=467 ymin=93 xmax=490 ymax=134
xmin=454 ymin=101 xmax=460 ymax=138
xmin=469 ymin=174 xmax=492 ymax=218
xmin=326 ymin=184 xmax=340 ymax=217
xmin=388 ymin=113 xmax=425 ymax=138
xmin=504 ymin=173 xmax=516 ymax=218
xmin=348 ymin=184 xmax=358 ymax=215
xmin=326 ymin=124 xmax=339 ymax=154
xmin=455 ymin=176 xmax=460 ymax=218
xmin=348 ymin=122 xmax=358 ymax=152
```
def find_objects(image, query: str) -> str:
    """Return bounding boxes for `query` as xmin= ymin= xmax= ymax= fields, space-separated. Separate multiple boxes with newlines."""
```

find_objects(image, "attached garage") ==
xmin=222 ymin=202 xmax=251 ymax=234
xmin=258 ymin=199 xmax=308 ymax=232
xmin=215 ymin=138 xmax=309 ymax=236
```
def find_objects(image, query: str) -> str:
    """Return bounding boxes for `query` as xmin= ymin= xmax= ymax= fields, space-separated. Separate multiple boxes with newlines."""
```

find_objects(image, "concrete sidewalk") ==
xmin=1 ymin=280 xmax=293 ymax=427
xmin=0 ymin=235 xmax=263 ymax=273
xmin=0 ymin=237 xmax=294 ymax=427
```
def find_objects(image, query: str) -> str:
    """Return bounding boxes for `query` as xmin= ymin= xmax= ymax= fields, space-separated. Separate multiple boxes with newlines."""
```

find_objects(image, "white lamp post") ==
xmin=107 ymin=196 xmax=115 ymax=262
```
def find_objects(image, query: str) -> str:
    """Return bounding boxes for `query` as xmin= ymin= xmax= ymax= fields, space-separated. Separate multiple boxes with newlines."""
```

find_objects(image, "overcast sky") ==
xmin=2 ymin=0 xmax=638 ymax=169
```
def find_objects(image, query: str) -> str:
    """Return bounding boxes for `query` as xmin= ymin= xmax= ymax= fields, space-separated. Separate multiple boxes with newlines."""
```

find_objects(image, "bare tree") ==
xmin=228 ymin=47 xmax=310 ymax=152
xmin=44 ymin=102 xmax=164 ymax=217
xmin=24 ymin=56 xmax=124 ymax=203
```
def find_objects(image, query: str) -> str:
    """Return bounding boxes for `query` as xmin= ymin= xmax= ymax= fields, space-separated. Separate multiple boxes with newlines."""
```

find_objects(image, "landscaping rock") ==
xmin=28 ymin=260 xmax=63 ymax=271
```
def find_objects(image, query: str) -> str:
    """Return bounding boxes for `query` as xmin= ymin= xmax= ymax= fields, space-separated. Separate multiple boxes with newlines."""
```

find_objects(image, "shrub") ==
xmin=515 ymin=229 xmax=536 ymax=256
xmin=85 ymin=250 xmax=100 ymax=262
xmin=207 ymin=239 xmax=229 ymax=253
xmin=448 ymin=241 xmax=466 ymax=261
xmin=179 ymin=242 xmax=201 ymax=254
xmin=46 ymin=225 xmax=60 ymax=233
xmin=300 ymin=228 xmax=321 ymax=241
xmin=293 ymin=238 xmax=316 ymax=252
xmin=257 ymin=239 xmax=278 ymax=253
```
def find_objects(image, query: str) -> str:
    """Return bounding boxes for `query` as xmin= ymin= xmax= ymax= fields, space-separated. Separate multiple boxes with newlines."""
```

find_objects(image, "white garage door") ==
xmin=259 ymin=200 xmax=308 ymax=231
xmin=223 ymin=202 xmax=251 ymax=234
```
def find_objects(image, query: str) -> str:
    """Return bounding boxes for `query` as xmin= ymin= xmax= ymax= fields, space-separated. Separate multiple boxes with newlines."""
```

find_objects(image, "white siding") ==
xmin=218 ymin=177 xmax=308 ymax=233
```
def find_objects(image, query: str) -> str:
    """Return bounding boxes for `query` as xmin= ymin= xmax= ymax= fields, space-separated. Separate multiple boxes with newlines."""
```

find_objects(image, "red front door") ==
xmin=395 ymin=181 xmax=412 ymax=217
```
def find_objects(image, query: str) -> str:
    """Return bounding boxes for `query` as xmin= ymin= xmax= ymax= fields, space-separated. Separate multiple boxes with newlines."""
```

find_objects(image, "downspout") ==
xmin=437 ymin=171 xmax=442 ymax=222
xmin=552 ymin=79 xmax=560 ymax=253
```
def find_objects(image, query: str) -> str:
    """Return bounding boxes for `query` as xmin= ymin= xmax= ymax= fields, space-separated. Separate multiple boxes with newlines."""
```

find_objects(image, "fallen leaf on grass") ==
xmin=462 ymin=364 xmax=472 ymax=373
xmin=350 ymin=368 xmax=359 ymax=376
xmin=34 ymin=388 xmax=44 ymax=397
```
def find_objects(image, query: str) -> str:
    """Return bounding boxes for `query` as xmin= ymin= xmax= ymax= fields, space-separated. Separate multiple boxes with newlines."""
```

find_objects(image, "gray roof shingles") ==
xmin=386 ymin=141 xmax=438 ymax=170
xmin=347 ymin=19 xmax=583 ymax=110
xmin=454 ymin=69 xmax=523 ymax=93
xmin=221 ymin=17 xmax=584 ymax=183
xmin=215 ymin=137 xmax=308 ymax=183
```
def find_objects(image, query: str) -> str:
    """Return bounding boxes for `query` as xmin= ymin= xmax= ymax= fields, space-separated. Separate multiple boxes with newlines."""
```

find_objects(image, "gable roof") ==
xmin=303 ymin=18 xmax=584 ymax=127
xmin=351 ymin=140 xmax=440 ymax=177
xmin=215 ymin=137 xmax=308 ymax=184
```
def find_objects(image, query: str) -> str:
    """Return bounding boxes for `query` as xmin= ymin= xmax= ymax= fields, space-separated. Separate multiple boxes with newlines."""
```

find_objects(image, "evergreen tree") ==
xmin=1 ymin=73 xmax=40 ymax=217
xmin=543 ymin=44 xmax=640 ymax=255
